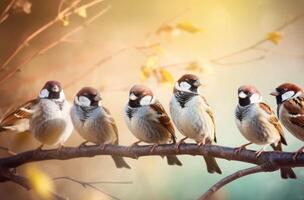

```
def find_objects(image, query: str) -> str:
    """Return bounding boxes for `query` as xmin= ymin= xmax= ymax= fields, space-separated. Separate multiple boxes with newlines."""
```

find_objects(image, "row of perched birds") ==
xmin=0 ymin=74 xmax=303 ymax=179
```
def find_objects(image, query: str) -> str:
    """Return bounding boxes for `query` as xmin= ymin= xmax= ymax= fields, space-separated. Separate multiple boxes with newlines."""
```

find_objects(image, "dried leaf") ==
xmin=76 ymin=7 xmax=87 ymax=18
xmin=140 ymin=57 xmax=158 ymax=81
xmin=25 ymin=165 xmax=54 ymax=199
xmin=59 ymin=14 xmax=69 ymax=27
xmin=176 ymin=22 xmax=202 ymax=33
xmin=186 ymin=59 xmax=214 ymax=73
xmin=140 ymin=65 xmax=151 ymax=81
xmin=266 ymin=32 xmax=283 ymax=45
xmin=186 ymin=61 xmax=203 ymax=72
xmin=156 ymin=67 xmax=174 ymax=84
xmin=156 ymin=24 xmax=174 ymax=35
xmin=13 ymin=0 xmax=32 ymax=14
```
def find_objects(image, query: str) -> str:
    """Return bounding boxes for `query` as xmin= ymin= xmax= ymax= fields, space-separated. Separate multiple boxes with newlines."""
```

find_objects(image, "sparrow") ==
xmin=235 ymin=85 xmax=296 ymax=179
xmin=0 ymin=81 xmax=73 ymax=150
xmin=170 ymin=74 xmax=222 ymax=174
xmin=270 ymin=83 xmax=304 ymax=159
xmin=70 ymin=87 xmax=131 ymax=169
xmin=124 ymin=85 xmax=182 ymax=166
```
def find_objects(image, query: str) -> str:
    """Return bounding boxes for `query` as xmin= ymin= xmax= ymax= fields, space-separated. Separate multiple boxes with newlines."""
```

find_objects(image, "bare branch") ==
xmin=53 ymin=176 xmax=132 ymax=200
xmin=0 ymin=0 xmax=106 ymax=71
xmin=0 ymin=144 xmax=302 ymax=169
xmin=0 ymin=4 xmax=111 ymax=85
xmin=210 ymin=13 xmax=304 ymax=63
xmin=199 ymin=166 xmax=266 ymax=200
xmin=0 ymin=0 xmax=17 ymax=24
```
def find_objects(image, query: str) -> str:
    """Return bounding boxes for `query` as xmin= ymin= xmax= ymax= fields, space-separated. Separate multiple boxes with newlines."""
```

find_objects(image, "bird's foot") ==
xmin=78 ymin=141 xmax=89 ymax=149
xmin=98 ymin=144 xmax=107 ymax=151
xmin=56 ymin=145 xmax=64 ymax=154
xmin=233 ymin=142 xmax=252 ymax=155
xmin=130 ymin=141 xmax=141 ymax=148
xmin=175 ymin=137 xmax=188 ymax=153
xmin=293 ymin=146 xmax=304 ymax=160
xmin=255 ymin=149 xmax=264 ymax=158
xmin=150 ymin=144 xmax=158 ymax=153
xmin=33 ymin=144 xmax=44 ymax=156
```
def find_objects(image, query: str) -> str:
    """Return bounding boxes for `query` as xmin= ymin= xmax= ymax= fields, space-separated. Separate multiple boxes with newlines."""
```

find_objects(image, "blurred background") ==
xmin=0 ymin=0 xmax=304 ymax=199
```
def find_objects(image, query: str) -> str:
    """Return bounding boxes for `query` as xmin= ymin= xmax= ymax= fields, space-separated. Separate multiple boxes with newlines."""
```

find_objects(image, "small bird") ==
xmin=124 ymin=85 xmax=182 ymax=166
xmin=170 ymin=74 xmax=222 ymax=174
xmin=271 ymin=83 xmax=304 ymax=159
xmin=0 ymin=81 xmax=73 ymax=150
xmin=235 ymin=85 xmax=296 ymax=179
xmin=70 ymin=87 xmax=130 ymax=169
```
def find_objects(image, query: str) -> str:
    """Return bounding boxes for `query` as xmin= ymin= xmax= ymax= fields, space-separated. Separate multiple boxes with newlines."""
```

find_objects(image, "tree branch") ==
xmin=198 ymin=166 xmax=266 ymax=200
xmin=0 ymin=143 xmax=302 ymax=169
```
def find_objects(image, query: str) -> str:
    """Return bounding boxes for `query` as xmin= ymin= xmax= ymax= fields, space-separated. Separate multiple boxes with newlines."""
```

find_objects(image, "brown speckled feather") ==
xmin=283 ymin=96 xmax=304 ymax=128
xmin=102 ymin=106 xmax=119 ymax=144
xmin=201 ymin=95 xmax=217 ymax=143
xmin=0 ymin=99 xmax=38 ymax=127
xmin=150 ymin=100 xmax=176 ymax=142
xmin=259 ymin=102 xmax=287 ymax=145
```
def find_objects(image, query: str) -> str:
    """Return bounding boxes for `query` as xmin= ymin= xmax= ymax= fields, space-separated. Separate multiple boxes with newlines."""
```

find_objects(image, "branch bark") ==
xmin=198 ymin=166 xmax=266 ymax=200
xmin=0 ymin=143 xmax=302 ymax=199
xmin=0 ymin=143 xmax=303 ymax=169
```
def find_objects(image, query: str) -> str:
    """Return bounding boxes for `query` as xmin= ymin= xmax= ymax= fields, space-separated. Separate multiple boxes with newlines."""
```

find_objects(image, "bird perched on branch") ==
xmin=271 ymin=83 xmax=304 ymax=159
xmin=124 ymin=85 xmax=182 ymax=166
xmin=71 ymin=87 xmax=130 ymax=169
xmin=235 ymin=85 xmax=296 ymax=179
xmin=0 ymin=81 xmax=73 ymax=150
xmin=170 ymin=74 xmax=222 ymax=174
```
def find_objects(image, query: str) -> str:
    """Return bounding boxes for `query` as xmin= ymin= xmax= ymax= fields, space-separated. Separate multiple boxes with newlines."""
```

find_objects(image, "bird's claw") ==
xmin=293 ymin=146 xmax=304 ymax=160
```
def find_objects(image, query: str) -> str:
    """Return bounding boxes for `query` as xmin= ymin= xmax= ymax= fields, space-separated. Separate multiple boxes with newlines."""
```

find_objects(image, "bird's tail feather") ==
xmin=271 ymin=143 xmax=297 ymax=179
xmin=111 ymin=156 xmax=131 ymax=169
xmin=203 ymin=155 xmax=222 ymax=174
xmin=166 ymin=155 xmax=182 ymax=166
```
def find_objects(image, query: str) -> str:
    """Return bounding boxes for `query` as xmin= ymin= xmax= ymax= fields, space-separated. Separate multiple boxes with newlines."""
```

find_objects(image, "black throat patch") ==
xmin=126 ymin=107 xmax=135 ymax=119
xmin=175 ymin=90 xmax=198 ymax=108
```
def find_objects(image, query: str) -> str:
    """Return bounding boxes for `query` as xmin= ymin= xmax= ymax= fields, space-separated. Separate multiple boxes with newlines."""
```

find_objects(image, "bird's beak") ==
xmin=270 ymin=91 xmax=279 ymax=96
xmin=52 ymin=85 xmax=60 ymax=92
xmin=94 ymin=95 xmax=102 ymax=101
xmin=193 ymin=80 xmax=202 ymax=87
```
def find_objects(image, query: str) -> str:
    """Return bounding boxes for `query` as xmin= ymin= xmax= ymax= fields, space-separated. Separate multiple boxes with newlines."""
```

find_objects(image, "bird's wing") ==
xmin=201 ymin=95 xmax=217 ymax=143
xmin=259 ymin=102 xmax=286 ymax=145
xmin=150 ymin=100 xmax=176 ymax=142
xmin=0 ymin=99 xmax=38 ymax=128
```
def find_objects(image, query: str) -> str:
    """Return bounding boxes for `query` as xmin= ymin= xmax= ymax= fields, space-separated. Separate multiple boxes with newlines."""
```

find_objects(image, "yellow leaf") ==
xmin=176 ymin=22 xmax=202 ymax=33
xmin=186 ymin=59 xmax=214 ymax=73
xmin=76 ymin=7 xmax=87 ymax=18
xmin=266 ymin=32 xmax=283 ymax=45
xmin=140 ymin=57 xmax=158 ymax=81
xmin=186 ymin=61 xmax=203 ymax=72
xmin=59 ymin=14 xmax=69 ymax=26
xmin=140 ymin=65 xmax=151 ymax=81
xmin=156 ymin=24 xmax=174 ymax=34
xmin=157 ymin=67 xmax=174 ymax=85
xmin=25 ymin=165 xmax=54 ymax=199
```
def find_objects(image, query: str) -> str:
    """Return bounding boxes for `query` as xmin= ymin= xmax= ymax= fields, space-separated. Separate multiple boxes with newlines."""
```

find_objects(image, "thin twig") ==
xmin=0 ymin=0 xmax=17 ymax=24
xmin=0 ymin=4 xmax=111 ymax=86
xmin=53 ymin=176 xmax=132 ymax=184
xmin=210 ymin=13 xmax=304 ymax=62
xmin=53 ymin=176 xmax=121 ymax=200
xmin=198 ymin=166 xmax=265 ymax=200
xmin=0 ymin=0 xmax=107 ymax=71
